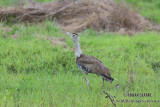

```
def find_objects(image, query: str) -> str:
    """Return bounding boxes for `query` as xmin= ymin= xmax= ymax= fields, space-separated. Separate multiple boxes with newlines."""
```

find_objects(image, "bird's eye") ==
xmin=72 ymin=33 xmax=77 ymax=36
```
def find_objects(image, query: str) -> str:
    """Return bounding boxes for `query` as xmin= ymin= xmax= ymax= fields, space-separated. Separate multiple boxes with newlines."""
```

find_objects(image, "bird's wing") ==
xmin=76 ymin=54 xmax=111 ymax=78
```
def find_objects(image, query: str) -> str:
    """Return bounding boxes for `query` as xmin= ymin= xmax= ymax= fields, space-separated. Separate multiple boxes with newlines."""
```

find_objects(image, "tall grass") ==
xmin=0 ymin=22 xmax=160 ymax=106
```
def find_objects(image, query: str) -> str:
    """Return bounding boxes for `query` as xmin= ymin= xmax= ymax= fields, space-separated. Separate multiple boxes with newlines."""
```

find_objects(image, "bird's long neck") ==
xmin=74 ymin=40 xmax=83 ymax=58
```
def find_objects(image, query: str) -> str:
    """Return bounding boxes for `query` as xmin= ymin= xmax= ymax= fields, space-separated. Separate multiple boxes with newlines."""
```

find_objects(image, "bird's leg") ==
xmin=102 ymin=78 xmax=109 ymax=97
xmin=102 ymin=78 xmax=110 ymax=91
xmin=102 ymin=78 xmax=116 ymax=106
xmin=102 ymin=78 xmax=105 ymax=92
xmin=108 ymin=82 xmax=111 ymax=91
xmin=85 ymin=73 xmax=89 ymax=91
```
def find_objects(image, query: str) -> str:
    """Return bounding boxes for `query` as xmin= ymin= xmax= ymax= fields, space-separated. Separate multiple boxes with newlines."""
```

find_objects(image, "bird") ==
xmin=66 ymin=32 xmax=114 ymax=91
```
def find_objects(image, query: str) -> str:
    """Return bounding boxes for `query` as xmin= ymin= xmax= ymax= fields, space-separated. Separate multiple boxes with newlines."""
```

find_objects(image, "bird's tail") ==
xmin=104 ymin=76 xmax=114 ymax=83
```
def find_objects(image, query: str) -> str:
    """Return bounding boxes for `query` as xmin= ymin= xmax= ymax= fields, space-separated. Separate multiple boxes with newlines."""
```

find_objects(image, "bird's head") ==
xmin=66 ymin=32 xmax=79 ymax=42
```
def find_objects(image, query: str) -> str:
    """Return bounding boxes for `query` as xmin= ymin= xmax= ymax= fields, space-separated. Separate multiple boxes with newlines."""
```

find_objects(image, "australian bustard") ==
xmin=66 ymin=32 xmax=114 ymax=92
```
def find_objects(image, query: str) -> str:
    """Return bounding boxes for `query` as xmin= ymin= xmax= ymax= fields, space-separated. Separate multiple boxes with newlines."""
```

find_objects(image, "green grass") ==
xmin=118 ymin=0 xmax=160 ymax=23
xmin=0 ymin=0 xmax=18 ymax=6
xmin=0 ymin=0 xmax=160 ymax=106
xmin=0 ymin=22 xmax=160 ymax=106
xmin=0 ymin=0 xmax=54 ymax=6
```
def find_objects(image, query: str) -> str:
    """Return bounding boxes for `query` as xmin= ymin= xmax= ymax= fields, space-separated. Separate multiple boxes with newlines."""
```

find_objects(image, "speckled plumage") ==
xmin=76 ymin=54 xmax=114 ymax=82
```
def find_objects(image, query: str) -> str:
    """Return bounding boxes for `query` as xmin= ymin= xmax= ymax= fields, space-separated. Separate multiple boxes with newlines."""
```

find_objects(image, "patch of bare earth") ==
xmin=36 ymin=36 xmax=68 ymax=48
xmin=0 ymin=23 xmax=12 ymax=38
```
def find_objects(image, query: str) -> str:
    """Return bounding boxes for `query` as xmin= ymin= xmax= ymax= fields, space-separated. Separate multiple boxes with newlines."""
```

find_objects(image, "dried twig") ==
xmin=103 ymin=90 xmax=116 ymax=106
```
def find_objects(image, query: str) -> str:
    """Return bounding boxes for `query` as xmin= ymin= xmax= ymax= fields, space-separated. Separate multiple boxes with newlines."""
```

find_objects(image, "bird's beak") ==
xmin=66 ymin=32 xmax=73 ymax=39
